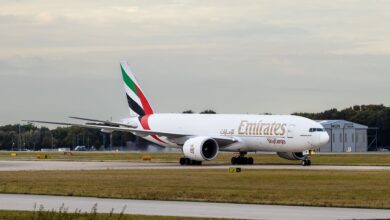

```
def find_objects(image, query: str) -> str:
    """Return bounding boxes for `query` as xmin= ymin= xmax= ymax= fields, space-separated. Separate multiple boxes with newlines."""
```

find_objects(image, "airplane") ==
xmin=26 ymin=61 xmax=329 ymax=166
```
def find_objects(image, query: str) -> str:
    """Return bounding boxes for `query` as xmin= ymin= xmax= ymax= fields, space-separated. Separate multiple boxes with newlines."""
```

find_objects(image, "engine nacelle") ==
xmin=277 ymin=152 xmax=305 ymax=160
xmin=183 ymin=137 xmax=219 ymax=161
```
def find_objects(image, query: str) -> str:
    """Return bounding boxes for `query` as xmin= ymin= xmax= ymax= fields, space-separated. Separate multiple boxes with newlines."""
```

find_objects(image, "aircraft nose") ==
xmin=319 ymin=132 xmax=330 ymax=146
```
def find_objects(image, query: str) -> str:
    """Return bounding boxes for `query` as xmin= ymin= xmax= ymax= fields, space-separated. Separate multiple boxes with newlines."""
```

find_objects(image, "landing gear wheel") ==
xmin=191 ymin=160 xmax=202 ymax=165
xmin=179 ymin=157 xmax=202 ymax=166
xmin=179 ymin=157 xmax=185 ymax=165
xmin=231 ymin=157 xmax=237 ymax=165
xmin=301 ymin=159 xmax=311 ymax=166
xmin=230 ymin=156 xmax=254 ymax=165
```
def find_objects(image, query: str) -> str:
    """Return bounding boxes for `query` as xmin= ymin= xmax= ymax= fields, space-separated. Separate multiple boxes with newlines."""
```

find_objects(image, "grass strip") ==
xmin=0 ymin=209 xmax=227 ymax=220
xmin=0 ymin=152 xmax=389 ymax=166
xmin=0 ymin=169 xmax=389 ymax=209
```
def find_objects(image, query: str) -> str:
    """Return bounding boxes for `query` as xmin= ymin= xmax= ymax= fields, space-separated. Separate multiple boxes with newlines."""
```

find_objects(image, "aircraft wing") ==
xmin=23 ymin=120 xmax=137 ymax=133
xmin=23 ymin=120 xmax=237 ymax=147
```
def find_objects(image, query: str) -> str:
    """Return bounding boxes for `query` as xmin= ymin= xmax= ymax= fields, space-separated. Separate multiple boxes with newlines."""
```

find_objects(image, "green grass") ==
xmin=1 ymin=152 xmax=389 ymax=166
xmin=0 ymin=152 xmax=178 ymax=163
xmin=0 ymin=169 xmax=389 ymax=209
xmin=0 ymin=209 xmax=225 ymax=220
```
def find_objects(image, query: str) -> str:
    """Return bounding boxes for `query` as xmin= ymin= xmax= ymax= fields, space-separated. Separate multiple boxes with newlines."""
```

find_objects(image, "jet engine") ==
xmin=277 ymin=152 xmax=305 ymax=160
xmin=183 ymin=137 xmax=219 ymax=161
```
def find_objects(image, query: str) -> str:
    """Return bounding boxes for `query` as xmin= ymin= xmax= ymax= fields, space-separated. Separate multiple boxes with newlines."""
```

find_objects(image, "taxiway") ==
xmin=0 ymin=194 xmax=389 ymax=220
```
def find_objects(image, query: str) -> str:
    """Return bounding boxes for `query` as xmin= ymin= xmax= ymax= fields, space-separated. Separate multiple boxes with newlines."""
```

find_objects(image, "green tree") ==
xmin=293 ymin=104 xmax=390 ymax=149
xmin=200 ymin=109 xmax=216 ymax=114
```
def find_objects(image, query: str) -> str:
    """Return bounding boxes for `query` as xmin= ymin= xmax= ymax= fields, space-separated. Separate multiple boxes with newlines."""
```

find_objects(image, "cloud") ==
xmin=0 ymin=0 xmax=390 ymax=124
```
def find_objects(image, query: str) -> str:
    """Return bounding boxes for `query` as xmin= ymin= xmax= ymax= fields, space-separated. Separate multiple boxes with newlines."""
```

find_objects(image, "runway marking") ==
xmin=0 ymin=160 xmax=390 ymax=171
xmin=0 ymin=194 xmax=389 ymax=220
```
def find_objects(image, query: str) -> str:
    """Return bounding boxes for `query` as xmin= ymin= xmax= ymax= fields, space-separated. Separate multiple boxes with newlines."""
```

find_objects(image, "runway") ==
xmin=0 ymin=194 xmax=389 ymax=220
xmin=0 ymin=160 xmax=390 ymax=171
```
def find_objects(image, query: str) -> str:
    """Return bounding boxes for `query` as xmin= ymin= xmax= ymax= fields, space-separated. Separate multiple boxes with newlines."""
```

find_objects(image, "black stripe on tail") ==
xmin=126 ymin=94 xmax=145 ymax=116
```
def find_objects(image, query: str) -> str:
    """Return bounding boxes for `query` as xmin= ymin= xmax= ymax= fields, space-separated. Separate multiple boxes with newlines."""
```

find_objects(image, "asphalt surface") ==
xmin=0 ymin=194 xmax=389 ymax=220
xmin=0 ymin=160 xmax=390 ymax=171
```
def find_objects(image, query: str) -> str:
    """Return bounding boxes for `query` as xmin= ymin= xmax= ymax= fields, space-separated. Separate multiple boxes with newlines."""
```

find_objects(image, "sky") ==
xmin=1 ymin=0 xmax=390 ymax=125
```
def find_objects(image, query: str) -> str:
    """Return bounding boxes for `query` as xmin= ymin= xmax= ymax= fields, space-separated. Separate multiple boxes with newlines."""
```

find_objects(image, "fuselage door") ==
xmin=287 ymin=124 xmax=295 ymax=138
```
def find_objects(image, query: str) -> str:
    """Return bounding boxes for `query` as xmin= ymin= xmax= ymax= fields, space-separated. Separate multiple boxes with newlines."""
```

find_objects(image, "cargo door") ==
xmin=287 ymin=124 xmax=295 ymax=138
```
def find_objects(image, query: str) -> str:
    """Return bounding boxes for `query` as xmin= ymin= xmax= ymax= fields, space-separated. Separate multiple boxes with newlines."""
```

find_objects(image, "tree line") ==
xmin=0 ymin=110 xmax=217 ymax=151
xmin=1 ymin=105 xmax=389 ymax=150
xmin=0 ymin=123 xmax=138 ymax=151
xmin=293 ymin=104 xmax=390 ymax=149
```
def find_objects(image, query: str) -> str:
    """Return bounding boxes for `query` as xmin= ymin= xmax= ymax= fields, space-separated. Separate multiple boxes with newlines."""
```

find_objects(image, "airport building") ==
xmin=318 ymin=120 xmax=368 ymax=152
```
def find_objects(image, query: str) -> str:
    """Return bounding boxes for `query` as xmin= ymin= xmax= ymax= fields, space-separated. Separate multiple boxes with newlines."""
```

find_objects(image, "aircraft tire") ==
xmin=191 ymin=160 xmax=202 ymax=165
xmin=231 ymin=157 xmax=240 ymax=165
xmin=302 ymin=160 xmax=311 ymax=166
xmin=232 ymin=156 xmax=255 ymax=165
xmin=179 ymin=157 xmax=185 ymax=165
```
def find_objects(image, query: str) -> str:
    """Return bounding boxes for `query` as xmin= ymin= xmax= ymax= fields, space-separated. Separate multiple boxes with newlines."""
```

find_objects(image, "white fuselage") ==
xmin=123 ymin=114 xmax=329 ymax=152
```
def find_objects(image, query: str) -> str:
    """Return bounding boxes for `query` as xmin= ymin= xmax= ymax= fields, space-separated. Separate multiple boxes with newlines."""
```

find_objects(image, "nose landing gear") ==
xmin=301 ymin=159 xmax=311 ymax=166
xmin=301 ymin=150 xmax=312 ymax=166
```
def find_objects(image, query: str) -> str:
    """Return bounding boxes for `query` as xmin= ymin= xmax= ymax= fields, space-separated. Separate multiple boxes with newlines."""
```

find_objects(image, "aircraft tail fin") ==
xmin=120 ymin=61 xmax=154 ymax=117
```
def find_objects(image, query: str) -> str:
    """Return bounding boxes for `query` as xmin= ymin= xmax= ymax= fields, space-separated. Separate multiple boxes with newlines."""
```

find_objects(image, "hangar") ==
xmin=318 ymin=120 xmax=368 ymax=152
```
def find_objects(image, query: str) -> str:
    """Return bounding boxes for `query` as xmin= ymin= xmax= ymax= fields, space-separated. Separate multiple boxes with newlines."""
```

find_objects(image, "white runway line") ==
xmin=0 ymin=160 xmax=390 ymax=171
xmin=0 ymin=194 xmax=389 ymax=220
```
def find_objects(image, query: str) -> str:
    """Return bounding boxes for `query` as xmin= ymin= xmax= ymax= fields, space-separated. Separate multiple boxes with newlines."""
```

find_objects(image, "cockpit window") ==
xmin=309 ymin=128 xmax=325 ymax=132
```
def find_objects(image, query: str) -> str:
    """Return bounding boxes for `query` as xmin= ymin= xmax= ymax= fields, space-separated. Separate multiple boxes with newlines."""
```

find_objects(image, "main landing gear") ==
xmin=179 ymin=157 xmax=202 ymax=166
xmin=231 ymin=152 xmax=254 ymax=165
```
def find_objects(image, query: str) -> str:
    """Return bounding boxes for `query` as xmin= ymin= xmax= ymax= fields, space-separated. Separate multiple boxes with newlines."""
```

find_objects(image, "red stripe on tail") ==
xmin=135 ymin=85 xmax=153 ymax=115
